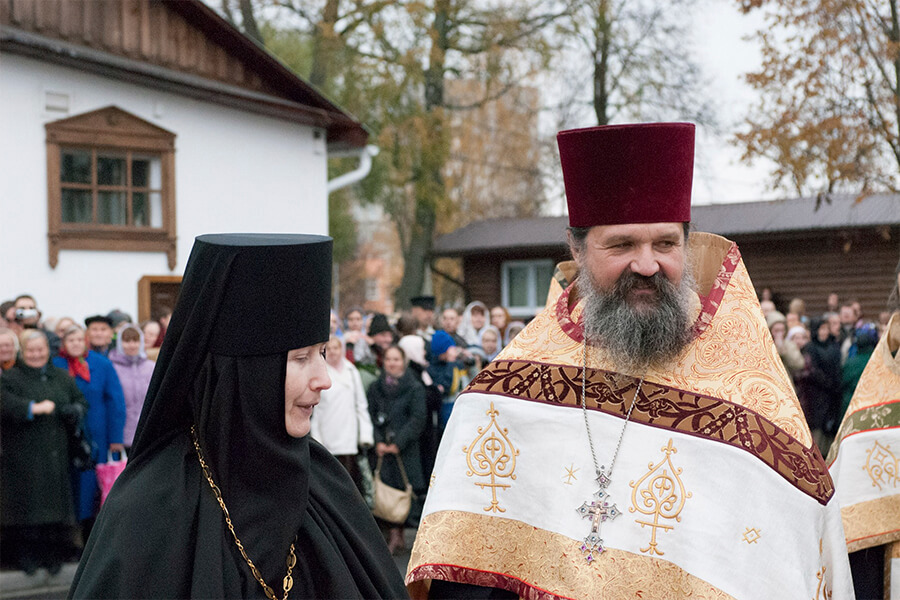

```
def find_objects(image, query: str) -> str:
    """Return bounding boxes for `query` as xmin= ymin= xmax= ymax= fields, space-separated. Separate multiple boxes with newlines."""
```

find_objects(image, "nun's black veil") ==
xmin=69 ymin=234 xmax=407 ymax=599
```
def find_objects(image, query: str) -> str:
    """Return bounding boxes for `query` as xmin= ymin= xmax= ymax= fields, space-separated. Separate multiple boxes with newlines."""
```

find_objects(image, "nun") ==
xmin=69 ymin=234 xmax=408 ymax=599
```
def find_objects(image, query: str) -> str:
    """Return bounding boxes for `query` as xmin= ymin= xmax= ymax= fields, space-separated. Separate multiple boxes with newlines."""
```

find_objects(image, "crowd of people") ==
xmin=0 ymin=295 xmax=170 ymax=575
xmin=0 ymin=288 xmax=531 ymax=573
xmin=309 ymin=297 xmax=529 ymax=555
xmin=759 ymin=289 xmax=893 ymax=456
xmin=0 ymin=283 xmax=892 ymax=576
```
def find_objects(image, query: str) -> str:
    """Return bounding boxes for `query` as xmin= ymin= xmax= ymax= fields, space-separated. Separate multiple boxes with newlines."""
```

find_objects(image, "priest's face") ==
xmin=284 ymin=343 xmax=331 ymax=438
xmin=571 ymin=222 xmax=693 ymax=372
xmin=573 ymin=223 xmax=686 ymax=296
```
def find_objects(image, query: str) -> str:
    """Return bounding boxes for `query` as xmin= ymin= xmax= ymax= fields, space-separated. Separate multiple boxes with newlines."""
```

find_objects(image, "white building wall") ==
xmin=0 ymin=54 xmax=329 ymax=323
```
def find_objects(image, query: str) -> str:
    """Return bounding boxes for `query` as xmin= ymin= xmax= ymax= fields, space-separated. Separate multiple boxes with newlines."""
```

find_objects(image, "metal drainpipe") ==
xmin=327 ymin=144 xmax=379 ymax=311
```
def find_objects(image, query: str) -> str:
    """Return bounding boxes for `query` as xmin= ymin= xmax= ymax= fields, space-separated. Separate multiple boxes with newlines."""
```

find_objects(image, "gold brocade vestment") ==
xmin=406 ymin=232 xmax=854 ymax=600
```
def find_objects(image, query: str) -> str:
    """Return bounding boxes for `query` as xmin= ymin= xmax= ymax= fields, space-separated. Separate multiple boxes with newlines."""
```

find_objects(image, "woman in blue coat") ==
xmin=53 ymin=324 xmax=126 ymax=542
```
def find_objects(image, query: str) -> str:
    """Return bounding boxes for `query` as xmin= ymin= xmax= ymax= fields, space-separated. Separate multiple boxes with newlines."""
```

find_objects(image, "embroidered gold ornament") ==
xmin=863 ymin=439 xmax=900 ymax=491
xmin=629 ymin=438 xmax=691 ymax=557
xmin=191 ymin=426 xmax=297 ymax=600
xmin=464 ymin=402 xmax=519 ymax=513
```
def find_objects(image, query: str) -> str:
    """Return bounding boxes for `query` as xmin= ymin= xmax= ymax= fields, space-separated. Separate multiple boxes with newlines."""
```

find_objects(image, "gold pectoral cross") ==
xmin=575 ymin=468 xmax=621 ymax=563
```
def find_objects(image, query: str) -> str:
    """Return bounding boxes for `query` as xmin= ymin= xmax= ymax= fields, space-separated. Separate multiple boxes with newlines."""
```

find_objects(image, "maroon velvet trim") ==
xmin=466 ymin=360 xmax=834 ymax=506
xmin=408 ymin=563 xmax=574 ymax=600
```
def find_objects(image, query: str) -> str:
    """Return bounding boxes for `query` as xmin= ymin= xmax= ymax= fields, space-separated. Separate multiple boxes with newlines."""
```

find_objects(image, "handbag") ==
xmin=371 ymin=453 xmax=413 ymax=524
xmin=96 ymin=449 xmax=127 ymax=506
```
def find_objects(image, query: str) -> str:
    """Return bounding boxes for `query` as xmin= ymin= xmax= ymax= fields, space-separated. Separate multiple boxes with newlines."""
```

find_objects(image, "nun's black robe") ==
xmin=68 ymin=234 xmax=407 ymax=599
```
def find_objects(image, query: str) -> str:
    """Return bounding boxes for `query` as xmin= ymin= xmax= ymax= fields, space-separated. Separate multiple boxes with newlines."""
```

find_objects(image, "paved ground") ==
xmin=0 ymin=530 xmax=416 ymax=599
xmin=0 ymin=564 xmax=76 ymax=600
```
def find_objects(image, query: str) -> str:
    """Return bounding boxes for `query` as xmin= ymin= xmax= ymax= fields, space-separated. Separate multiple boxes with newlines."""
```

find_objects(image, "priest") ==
xmin=406 ymin=123 xmax=854 ymax=599
xmin=827 ymin=262 xmax=900 ymax=599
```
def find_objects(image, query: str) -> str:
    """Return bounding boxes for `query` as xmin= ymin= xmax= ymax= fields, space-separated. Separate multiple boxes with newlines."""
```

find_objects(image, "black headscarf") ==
xmin=69 ymin=234 xmax=407 ymax=599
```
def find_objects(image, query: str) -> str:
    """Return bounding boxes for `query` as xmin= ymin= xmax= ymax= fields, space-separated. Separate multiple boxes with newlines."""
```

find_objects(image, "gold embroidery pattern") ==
xmin=814 ymin=538 xmax=833 ymax=600
xmin=863 ymin=440 xmax=900 ymax=491
xmin=466 ymin=361 xmax=833 ymax=504
xmin=563 ymin=463 xmax=579 ymax=485
xmin=463 ymin=402 xmax=519 ymax=513
xmin=407 ymin=510 xmax=736 ymax=600
xmin=841 ymin=494 xmax=900 ymax=552
xmin=742 ymin=528 xmax=761 ymax=544
xmin=629 ymin=439 xmax=692 ymax=556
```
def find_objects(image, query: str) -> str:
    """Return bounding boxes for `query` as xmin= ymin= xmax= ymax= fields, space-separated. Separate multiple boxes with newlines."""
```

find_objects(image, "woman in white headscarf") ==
xmin=504 ymin=320 xmax=526 ymax=347
xmin=458 ymin=301 xmax=488 ymax=346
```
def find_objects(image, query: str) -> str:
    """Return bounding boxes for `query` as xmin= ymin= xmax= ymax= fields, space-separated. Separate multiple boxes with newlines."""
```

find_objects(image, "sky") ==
xmin=537 ymin=2 xmax=785 ymax=215
xmin=690 ymin=2 xmax=782 ymax=205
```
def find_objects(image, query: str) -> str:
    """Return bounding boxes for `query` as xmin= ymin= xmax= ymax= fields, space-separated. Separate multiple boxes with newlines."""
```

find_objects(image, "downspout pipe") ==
xmin=327 ymin=144 xmax=378 ymax=312
xmin=327 ymin=144 xmax=379 ymax=193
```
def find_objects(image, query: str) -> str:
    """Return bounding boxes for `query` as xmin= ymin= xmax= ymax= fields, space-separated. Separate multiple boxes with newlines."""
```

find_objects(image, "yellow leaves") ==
xmin=735 ymin=0 xmax=900 ymax=195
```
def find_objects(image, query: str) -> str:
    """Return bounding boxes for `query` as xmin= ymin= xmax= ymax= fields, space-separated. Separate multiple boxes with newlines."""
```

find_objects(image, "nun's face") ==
xmin=284 ymin=343 xmax=331 ymax=438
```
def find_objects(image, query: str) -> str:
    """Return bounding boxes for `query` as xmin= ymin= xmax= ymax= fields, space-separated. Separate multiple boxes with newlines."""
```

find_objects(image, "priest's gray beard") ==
xmin=579 ymin=265 xmax=695 ymax=374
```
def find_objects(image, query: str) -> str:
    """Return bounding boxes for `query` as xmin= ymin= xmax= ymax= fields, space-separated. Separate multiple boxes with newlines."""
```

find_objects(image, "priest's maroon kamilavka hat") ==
xmin=557 ymin=122 xmax=694 ymax=227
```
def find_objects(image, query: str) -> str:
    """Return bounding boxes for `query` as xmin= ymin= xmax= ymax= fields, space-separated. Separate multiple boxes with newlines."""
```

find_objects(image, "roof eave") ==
xmin=1 ymin=25 xmax=368 ymax=150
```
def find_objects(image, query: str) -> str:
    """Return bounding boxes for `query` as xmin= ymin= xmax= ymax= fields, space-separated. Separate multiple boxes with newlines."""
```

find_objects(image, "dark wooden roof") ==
xmin=432 ymin=194 xmax=900 ymax=256
xmin=691 ymin=193 xmax=899 ymax=236
xmin=0 ymin=0 xmax=367 ymax=150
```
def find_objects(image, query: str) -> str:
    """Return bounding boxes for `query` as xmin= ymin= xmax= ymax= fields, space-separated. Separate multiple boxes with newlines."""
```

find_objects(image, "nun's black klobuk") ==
xmin=69 ymin=234 xmax=408 ymax=599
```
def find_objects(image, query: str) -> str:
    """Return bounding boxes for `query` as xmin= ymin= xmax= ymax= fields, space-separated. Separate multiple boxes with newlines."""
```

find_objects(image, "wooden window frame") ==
xmin=501 ymin=259 xmax=554 ymax=319
xmin=46 ymin=106 xmax=177 ymax=269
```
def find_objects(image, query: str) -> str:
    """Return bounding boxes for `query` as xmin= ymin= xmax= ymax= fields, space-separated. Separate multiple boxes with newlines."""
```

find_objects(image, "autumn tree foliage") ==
xmin=227 ymin=0 xmax=557 ymax=307
xmin=737 ymin=0 xmax=900 ymax=196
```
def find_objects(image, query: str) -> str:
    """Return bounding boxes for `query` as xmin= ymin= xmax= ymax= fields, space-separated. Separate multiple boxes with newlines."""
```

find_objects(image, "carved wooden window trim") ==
xmin=46 ymin=106 xmax=177 ymax=269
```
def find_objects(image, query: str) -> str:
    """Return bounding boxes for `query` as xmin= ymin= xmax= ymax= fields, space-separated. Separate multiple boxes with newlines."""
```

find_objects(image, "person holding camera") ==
xmin=1 ymin=329 xmax=87 ymax=575
xmin=8 ymin=295 xmax=61 ymax=356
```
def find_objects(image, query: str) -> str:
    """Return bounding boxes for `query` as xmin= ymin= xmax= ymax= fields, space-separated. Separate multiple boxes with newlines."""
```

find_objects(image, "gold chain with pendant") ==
xmin=191 ymin=426 xmax=297 ymax=600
